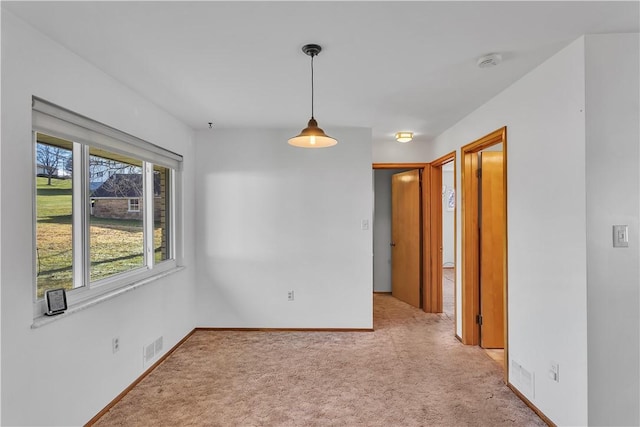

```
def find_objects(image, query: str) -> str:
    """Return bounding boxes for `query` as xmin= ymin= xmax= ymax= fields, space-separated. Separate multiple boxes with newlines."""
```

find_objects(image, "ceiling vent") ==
xmin=477 ymin=53 xmax=502 ymax=68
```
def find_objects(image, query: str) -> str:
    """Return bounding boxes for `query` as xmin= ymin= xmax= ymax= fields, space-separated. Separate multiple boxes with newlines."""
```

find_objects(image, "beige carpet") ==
xmin=94 ymin=295 xmax=546 ymax=426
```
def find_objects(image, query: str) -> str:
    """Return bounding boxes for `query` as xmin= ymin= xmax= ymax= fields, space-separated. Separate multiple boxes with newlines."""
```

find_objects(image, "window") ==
xmin=89 ymin=149 xmax=145 ymax=282
xmin=33 ymin=97 xmax=182 ymax=314
xmin=35 ymin=136 xmax=74 ymax=298
xmin=128 ymin=198 xmax=140 ymax=212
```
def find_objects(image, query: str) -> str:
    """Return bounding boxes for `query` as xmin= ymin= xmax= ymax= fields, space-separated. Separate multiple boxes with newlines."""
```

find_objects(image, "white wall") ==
xmin=428 ymin=38 xmax=589 ymax=425
xmin=194 ymin=128 xmax=373 ymax=329
xmin=1 ymin=11 xmax=197 ymax=426
xmin=372 ymin=138 xmax=429 ymax=164
xmin=585 ymin=33 xmax=640 ymax=426
xmin=0 ymin=8 xmax=3 ymax=422
xmin=373 ymin=170 xmax=394 ymax=292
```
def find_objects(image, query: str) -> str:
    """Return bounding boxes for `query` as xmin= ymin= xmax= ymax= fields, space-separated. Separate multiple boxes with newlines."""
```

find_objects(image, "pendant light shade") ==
xmin=288 ymin=117 xmax=337 ymax=148
xmin=288 ymin=44 xmax=337 ymax=148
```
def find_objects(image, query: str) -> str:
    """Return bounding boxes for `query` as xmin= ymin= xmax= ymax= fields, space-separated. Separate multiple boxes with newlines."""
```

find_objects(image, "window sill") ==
xmin=31 ymin=266 xmax=186 ymax=329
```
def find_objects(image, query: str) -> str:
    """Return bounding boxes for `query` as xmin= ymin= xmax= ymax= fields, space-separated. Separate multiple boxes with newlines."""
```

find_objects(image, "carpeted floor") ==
xmin=94 ymin=294 xmax=546 ymax=426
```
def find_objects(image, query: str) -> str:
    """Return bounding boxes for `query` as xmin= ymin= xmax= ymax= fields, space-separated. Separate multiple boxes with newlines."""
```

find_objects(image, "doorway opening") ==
xmin=460 ymin=127 xmax=508 ymax=380
xmin=372 ymin=163 xmax=436 ymax=312
xmin=428 ymin=152 xmax=457 ymax=330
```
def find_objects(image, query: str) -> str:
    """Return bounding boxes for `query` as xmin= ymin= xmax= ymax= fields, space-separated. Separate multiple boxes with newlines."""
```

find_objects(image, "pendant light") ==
xmin=288 ymin=44 xmax=337 ymax=148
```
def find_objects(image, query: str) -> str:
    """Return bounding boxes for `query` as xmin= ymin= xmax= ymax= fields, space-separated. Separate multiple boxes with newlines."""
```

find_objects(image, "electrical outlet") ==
xmin=112 ymin=337 xmax=120 ymax=353
xmin=287 ymin=290 xmax=294 ymax=301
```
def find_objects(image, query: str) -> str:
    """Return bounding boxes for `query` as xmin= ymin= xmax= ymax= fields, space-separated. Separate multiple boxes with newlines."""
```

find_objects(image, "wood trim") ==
xmin=196 ymin=328 xmax=374 ymax=332
xmin=373 ymin=163 xmax=429 ymax=169
xmin=502 ymin=133 xmax=510 ymax=384
xmin=460 ymin=127 xmax=506 ymax=153
xmin=507 ymin=383 xmax=556 ymax=427
xmin=373 ymin=291 xmax=392 ymax=294
xmin=453 ymin=158 xmax=457 ymax=333
xmin=85 ymin=328 xmax=198 ymax=426
xmin=461 ymin=148 xmax=480 ymax=345
xmin=429 ymin=151 xmax=456 ymax=168
xmin=425 ymin=164 xmax=440 ymax=312
xmin=425 ymin=151 xmax=456 ymax=315
xmin=421 ymin=166 xmax=433 ymax=312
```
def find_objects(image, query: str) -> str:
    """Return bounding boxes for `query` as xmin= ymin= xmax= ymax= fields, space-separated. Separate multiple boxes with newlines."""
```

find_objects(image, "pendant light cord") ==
xmin=310 ymin=54 xmax=315 ymax=119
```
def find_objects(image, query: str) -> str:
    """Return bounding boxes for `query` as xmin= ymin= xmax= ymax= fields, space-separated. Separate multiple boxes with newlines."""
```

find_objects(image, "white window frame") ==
xmin=128 ymin=198 xmax=141 ymax=212
xmin=32 ymin=97 xmax=183 ymax=319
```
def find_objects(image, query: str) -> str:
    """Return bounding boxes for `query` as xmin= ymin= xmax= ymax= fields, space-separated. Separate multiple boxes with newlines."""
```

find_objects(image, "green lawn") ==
xmin=36 ymin=177 xmax=73 ymax=297
xmin=36 ymin=177 xmax=165 ymax=299
xmin=36 ymin=176 xmax=72 ymax=220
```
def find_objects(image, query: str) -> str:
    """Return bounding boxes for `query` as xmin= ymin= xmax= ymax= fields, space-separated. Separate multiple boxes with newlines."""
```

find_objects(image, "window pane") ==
xmin=128 ymin=198 xmax=140 ymax=212
xmin=89 ymin=148 xmax=144 ymax=281
xmin=35 ymin=134 xmax=74 ymax=299
xmin=154 ymin=165 xmax=171 ymax=263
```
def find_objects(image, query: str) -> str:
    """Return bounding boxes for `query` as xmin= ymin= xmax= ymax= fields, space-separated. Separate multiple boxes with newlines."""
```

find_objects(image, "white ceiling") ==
xmin=4 ymin=1 xmax=639 ymax=144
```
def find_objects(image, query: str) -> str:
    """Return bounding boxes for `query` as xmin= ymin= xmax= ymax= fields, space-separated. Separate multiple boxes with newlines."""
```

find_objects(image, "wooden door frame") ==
xmin=373 ymin=163 xmax=437 ymax=313
xmin=427 ymin=152 xmax=457 ymax=321
xmin=460 ymin=127 xmax=508 ymax=381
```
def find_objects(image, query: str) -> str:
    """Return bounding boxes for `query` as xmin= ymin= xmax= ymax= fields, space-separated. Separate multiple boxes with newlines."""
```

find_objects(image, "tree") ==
xmin=64 ymin=155 xmax=73 ymax=176
xmin=37 ymin=143 xmax=69 ymax=185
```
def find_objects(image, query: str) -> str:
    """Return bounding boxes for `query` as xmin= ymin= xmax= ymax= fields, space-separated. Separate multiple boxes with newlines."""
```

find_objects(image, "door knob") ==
xmin=390 ymin=242 xmax=396 ymax=247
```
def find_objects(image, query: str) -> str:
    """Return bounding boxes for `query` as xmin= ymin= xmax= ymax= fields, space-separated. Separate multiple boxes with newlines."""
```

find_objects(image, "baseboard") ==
xmin=455 ymin=334 xmax=463 ymax=342
xmin=507 ymin=383 xmax=555 ymax=427
xmin=84 ymin=328 xmax=197 ymax=426
xmin=373 ymin=291 xmax=392 ymax=294
xmin=196 ymin=327 xmax=374 ymax=332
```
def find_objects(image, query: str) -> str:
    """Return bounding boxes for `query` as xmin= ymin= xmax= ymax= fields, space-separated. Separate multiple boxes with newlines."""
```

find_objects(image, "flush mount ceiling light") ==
xmin=477 ymin=53 xmax=502 ymax=68
xmin=395 ymin=132 xmax=413 ymax=143
xmin=288 ymin=44 xmax=337 ymax=148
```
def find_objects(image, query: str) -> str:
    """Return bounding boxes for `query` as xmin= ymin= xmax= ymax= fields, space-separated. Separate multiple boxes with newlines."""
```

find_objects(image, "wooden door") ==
xmin=391 ymin=169 xmax=421 ymax=308
xmin=479 ymin=152 xmax=505 ymax=348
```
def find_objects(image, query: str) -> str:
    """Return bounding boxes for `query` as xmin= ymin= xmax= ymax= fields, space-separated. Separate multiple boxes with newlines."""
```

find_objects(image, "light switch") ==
xmin=613 ymin=225 xmax=629 ymax=248
xmin=361 ymin=219 xmax=369 ymax=230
